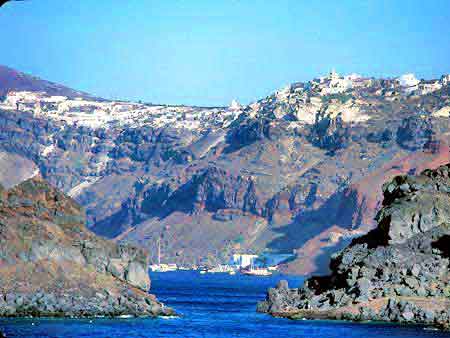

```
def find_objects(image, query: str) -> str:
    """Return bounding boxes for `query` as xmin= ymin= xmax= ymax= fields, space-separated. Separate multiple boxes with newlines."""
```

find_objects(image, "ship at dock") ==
xmin=240 ymin=268 xmax=272 ymax=276
xmin=239 ymin=255 xmax=273 ymax=276
xmin=149 ymin=237 xmax=178 ymax=272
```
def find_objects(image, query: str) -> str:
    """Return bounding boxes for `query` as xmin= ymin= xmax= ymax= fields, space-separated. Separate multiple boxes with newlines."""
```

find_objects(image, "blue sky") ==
xmin=1 ymin=0 xmax=449 ymax=106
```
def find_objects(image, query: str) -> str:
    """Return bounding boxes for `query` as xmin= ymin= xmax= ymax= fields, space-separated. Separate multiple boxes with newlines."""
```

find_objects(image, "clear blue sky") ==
xmin=1 ymin=0 xmax=449 ymax=106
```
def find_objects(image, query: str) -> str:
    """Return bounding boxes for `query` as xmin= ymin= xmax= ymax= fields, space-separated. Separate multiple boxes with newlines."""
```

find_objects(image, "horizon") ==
xmin=1 ymin=1 xmax=450 ymax=105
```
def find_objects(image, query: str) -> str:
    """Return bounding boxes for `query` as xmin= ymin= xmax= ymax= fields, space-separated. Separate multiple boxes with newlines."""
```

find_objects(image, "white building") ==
xmin=398 ymin=73 xmax=420 ymax=87
xmin=345 ymin=73 xmax=362 ymax=81
xmin=230 ymin=254 xmax=258 ymax=268
xmin=418 ymin=80 xmax=442 ymax=95
xmin=314 ymin=70 xmax=353 ymax=95
xmin=229 ymin=99 xmax=242 ymax=111
xmin=275 ymin=85 xmax=292 ymax=100
xmin=398 ymin=73 xmax=420 ymax=93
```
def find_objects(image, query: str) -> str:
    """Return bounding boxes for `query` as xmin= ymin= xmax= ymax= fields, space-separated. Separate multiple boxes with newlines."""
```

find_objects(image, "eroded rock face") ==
xmin=377 ymin=166 xmax=450 ymax=244
xmin=396 ymin=114 xmax=433 ymax=150
xmin=125 ymin=262 xmax=150 ymax=291
xmin=171 ymin=166 xmax=261 ymax=214
xmin=1 ymin=67 xmax=450 ymax=274
xmin=225 ymin=116 xmax=284 ymax=152
xmin=308 ymin=112 xmax=349 ymax=152
xmin=0 ymin=176 xmax=170 ymax=318
xmin=105 ymin=166 xmax=263 ymax=230
xmin=258 ymin=164 xmax=450 ymax=330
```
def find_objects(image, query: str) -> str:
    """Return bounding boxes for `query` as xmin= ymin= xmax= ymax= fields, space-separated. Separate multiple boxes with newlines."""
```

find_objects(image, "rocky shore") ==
xmin=0 ymin=173 xmax=173 ymax=318
xmin=0 ymin=289 xmax=173 ymax=318
xmin=258 ymin=163 xmax=450 ymax=330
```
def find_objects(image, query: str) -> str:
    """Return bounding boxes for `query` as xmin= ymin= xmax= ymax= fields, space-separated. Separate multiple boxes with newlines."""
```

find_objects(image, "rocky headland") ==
xmin=258 ymin=163 xmax=450 ymax=329
xmin=0 ymin=164 xmax=173 ymax=318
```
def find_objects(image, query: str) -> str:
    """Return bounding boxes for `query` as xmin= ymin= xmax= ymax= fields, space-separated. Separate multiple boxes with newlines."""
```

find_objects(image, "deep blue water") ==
xmin=1 ymin=271 xmax=450 ymax=337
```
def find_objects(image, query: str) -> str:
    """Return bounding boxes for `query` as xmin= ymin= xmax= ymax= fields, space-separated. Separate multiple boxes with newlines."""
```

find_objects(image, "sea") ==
xmin=1 ymin=271 xmax=449 ymax=338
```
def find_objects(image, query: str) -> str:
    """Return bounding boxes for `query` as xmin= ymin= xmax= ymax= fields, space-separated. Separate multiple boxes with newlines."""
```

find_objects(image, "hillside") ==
xmin=0 ymin=152 xmax=173 ymax=317
xmin=258 ymin=163 xmax=450 ymax=330
xmin=0 ymin=65 xmax=93 ymax=99
xmin=0 ymin=67 xmax=449 ymax=274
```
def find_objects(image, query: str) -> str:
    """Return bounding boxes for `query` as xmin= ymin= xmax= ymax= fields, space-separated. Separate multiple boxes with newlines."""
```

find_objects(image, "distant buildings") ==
xmin=307 ymin=70 xmax=449 ymax=98
xmin=396 ymin=73 xmax=449 ymax=95
xmin=309 ymin=70 xmax=371 ymax=96
xmin=228 ymin=253 xmax=294 ymax=268
xmin=229 ymin=254 xmax=258 ymax=268
xmin=0 ymin=90 xmax=240 ymax=131
xmin=398 ymin=73 xmax=420 ymax=87
xmin=417 ymin=80 xmax=442 ymax=95
xmin=229 ymin=99 xmax=242 ymax=111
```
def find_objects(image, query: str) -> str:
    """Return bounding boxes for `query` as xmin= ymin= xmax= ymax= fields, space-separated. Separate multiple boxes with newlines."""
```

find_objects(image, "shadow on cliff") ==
xmin=265 ymin=187 xmax=365 ymax=273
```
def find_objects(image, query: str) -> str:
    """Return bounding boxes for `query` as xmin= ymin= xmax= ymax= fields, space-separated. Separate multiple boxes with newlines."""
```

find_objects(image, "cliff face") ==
xmin=258 ymin=163 xmax=450 ymax=329
xmin=0 ymin=172 xmax=172 ymax=317
xmin=1 ymin=66 xmax=450 ymax=273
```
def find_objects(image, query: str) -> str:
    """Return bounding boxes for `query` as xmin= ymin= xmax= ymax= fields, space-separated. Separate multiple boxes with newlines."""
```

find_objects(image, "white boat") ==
xmin=240 ymin=259 xmax=272 ymax=276
xmin=149 ymin=237 xmax=177 ymax=272
xmin=206 ymin=265 xmax=236 ymax=273
xmin=241 ymin=268 xmax=272 ymax=276
xmin=149 ymin=263 xmax=178 ymax=272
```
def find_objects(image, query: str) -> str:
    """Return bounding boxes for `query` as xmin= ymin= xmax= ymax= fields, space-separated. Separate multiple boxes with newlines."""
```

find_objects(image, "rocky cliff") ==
xmin=258 ymin=163 xmax=450 ymax=329
xmin=0 ymin=160 xmax=173 ymax=317
xmin=1 ymin=66 xmax=449 ymax=273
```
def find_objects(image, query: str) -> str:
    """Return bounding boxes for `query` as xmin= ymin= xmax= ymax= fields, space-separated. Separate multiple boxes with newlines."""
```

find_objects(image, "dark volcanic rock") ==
xmin=0 ymin=173 xmax=173 ymax=318
xmin=225 ymin=116 xmax=279 ymax=152
xmin=176 ymin=166 xmax=261 ymax=214
xmin=122 ymin=166 xmax=262 ymax=221
xmin=396 ymin=114 xmax=434 ymax=150
xmin=366 ymin=128 xmax=392 ymax=144
xmin=308 ymin=112 xmax=350 ymax=152
xmin=258 ymin=164 xmax=450 ymax=330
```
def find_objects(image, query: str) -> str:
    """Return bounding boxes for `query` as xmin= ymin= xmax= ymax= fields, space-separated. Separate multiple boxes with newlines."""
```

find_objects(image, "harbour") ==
xmin=149 ymin=244 xmax=285 ymax=276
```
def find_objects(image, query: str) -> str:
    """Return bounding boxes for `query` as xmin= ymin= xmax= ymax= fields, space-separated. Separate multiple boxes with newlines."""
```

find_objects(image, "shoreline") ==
xmin=266 ymin=308 xmax=450 ymax=331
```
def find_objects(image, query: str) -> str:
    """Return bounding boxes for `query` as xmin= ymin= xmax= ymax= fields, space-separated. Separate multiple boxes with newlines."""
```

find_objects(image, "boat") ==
xmin=149 ymin=263 xmax=178 ymax=272
xmin=206 ymin=265 xmax=236 ymax=273
xmin=149 ymin=237 xmax=178 ymax=272
xmin=240 ymin=260 xmax=272 ymax=276
xmin=241 ymin=268 xmax=272 ymax=276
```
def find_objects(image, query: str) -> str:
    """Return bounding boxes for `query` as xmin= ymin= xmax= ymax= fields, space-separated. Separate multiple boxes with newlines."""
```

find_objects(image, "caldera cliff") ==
xmin=258 ymin=163 xmax=450 ymax=329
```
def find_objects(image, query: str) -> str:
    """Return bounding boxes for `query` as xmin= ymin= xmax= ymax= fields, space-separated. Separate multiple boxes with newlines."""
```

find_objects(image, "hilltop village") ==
xmin=1 ymin=71 xmax=449 ymax=132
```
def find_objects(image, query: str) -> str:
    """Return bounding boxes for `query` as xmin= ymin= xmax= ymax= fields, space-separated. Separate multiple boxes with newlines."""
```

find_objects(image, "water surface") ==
xmin=1 ymin=271 xmax=449 ymax=337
